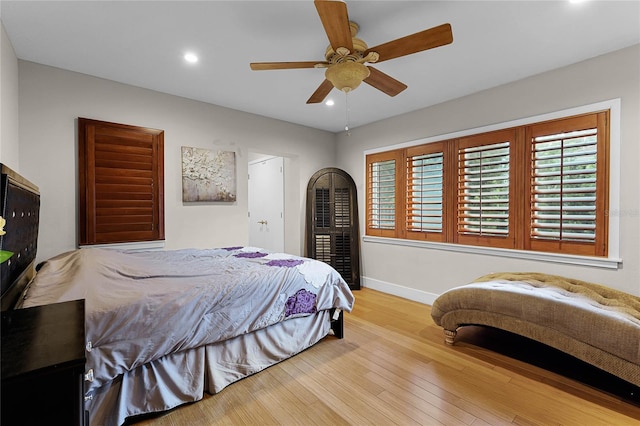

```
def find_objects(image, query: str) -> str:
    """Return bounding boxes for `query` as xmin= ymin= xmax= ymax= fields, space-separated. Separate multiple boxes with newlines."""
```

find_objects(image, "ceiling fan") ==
xmin=249 ymin=0 xmax=453 ymax=104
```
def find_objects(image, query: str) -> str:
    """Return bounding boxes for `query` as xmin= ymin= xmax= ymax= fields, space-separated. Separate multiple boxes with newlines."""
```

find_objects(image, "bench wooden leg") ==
xmin=444 ymin=329 xmax=457 ymax=345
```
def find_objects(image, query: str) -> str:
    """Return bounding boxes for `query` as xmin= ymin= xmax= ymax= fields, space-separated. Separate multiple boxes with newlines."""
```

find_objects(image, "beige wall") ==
xmin=0 ymin=21 xmax=19 ymax=168
xmin=336 ymin=44 xmax=640 ymax=298
xmin=13 ymin=34 xmax=640 ymax=299
xmin=18 ymin=61 xmax=337 ymax=262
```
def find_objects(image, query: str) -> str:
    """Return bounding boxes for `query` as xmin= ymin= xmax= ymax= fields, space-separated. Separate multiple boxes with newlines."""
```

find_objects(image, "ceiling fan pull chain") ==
xmin=345 ymin=91 xmax=351 ymax=136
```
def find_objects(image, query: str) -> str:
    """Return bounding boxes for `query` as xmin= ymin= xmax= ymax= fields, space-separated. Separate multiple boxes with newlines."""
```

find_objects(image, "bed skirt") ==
xmin=87 ymin=310 xmax=332 ymax=426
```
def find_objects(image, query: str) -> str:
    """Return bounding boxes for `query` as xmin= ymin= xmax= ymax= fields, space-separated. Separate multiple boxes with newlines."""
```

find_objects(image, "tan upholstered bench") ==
xmin=430 ymin=272 xmax=640 ymax=387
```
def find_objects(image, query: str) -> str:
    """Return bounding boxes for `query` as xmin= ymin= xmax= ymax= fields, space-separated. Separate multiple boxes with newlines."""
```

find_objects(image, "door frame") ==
xmin=248 ymin=154 xmax=285 ymax=251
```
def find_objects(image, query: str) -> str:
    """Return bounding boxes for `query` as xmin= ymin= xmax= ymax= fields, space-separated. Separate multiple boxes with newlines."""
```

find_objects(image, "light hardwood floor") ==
xmin=131 ymin=288 xmax=640 ymax=425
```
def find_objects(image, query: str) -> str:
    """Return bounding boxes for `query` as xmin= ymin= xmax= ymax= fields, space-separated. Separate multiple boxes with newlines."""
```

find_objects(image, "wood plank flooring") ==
xmin=131 ymin=288 xmax=640 ymax=425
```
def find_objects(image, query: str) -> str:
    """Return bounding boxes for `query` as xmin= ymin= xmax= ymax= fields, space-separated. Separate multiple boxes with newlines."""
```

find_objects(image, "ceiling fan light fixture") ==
xmin=184 ymin=52 xmax=199 ymax=63
xmin=325 ymin=61 xmax=370 ymax=92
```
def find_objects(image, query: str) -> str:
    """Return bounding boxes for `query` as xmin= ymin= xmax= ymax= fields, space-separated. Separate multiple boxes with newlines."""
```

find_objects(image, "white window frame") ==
xmin=363 ymin=99 xmax=622 ymax=269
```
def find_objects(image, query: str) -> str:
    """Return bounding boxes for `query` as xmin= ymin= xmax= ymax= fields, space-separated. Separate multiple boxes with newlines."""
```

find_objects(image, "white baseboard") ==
xmin=360 ymin=276 xmax=439 ymax=306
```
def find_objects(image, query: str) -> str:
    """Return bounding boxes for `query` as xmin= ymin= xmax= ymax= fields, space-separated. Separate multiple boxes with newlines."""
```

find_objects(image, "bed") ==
xmin=0 ymin=164 xmax=355 ymax=426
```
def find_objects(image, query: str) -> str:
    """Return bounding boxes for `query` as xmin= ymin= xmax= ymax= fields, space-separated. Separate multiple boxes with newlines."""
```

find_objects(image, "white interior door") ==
xmin=248 ymin=156 xmax=284 ymax=252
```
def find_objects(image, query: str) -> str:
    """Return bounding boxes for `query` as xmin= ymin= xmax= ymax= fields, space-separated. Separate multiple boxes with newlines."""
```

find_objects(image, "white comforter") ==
xmin=21 ymin=247 xmax=355 ymax=390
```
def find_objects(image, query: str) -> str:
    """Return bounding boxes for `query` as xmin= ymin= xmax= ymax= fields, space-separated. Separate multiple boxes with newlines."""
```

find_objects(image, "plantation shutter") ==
xmin=78 ymin=118 xmax=164 ymax=245
xmin=313 ymin=187 xmax=331 ymax=263
xmin=366 ymin=151 xmax=403 ymax=237
xmin=405 ymin=142 xmax=445 ymax=242
xmin=456 ymin=129 xmax=516 ymax=248
xmin=525 ymin=112 xmax=608 ymax=256
xmin=333 ymin=184 xmax=353 ymax=282
xmin=306 ymin=168 xmax=360 ymax=290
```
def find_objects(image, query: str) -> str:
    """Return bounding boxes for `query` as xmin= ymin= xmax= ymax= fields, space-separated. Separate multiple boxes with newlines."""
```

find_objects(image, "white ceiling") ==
xmin=2 ymin=1 xmax=639 ymax=133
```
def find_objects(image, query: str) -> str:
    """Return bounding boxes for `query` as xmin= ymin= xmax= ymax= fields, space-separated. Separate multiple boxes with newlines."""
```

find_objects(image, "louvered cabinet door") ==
xmin=306 ymin=168 xmax=360 ymax=290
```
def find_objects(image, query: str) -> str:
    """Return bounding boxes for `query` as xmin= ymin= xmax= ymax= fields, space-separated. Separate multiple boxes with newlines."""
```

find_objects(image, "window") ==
xmin=78 ymin=118 xmax=165 ymax=246
xmin=405 ymin=142 xmax=446 ymax=242
xmin=456 ymin=129 xmax=519 ymax=249
xmin=366 ymin=151 xmax=403 ymax=237
xmin=525 ymin=113 xmax=608 ymax=256
xmin=365 ymin=111 xmax=609 ymax=257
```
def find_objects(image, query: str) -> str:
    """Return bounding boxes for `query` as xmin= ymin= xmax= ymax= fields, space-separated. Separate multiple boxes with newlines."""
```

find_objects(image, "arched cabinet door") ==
xmin=306 ymin=168 xmax=360 ymax=290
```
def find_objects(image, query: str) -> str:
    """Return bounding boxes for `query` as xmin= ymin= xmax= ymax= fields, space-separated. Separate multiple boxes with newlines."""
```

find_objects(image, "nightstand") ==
xmin=1 ymin=299 xmax=87 ymax=426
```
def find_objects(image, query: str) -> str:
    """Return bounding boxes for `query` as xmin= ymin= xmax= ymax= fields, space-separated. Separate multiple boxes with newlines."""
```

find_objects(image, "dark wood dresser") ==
xmin=1 ymin=299 xmax=87 ymax=425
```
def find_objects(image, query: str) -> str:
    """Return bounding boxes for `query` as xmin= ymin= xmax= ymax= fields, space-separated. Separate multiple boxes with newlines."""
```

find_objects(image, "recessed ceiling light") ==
xmin=184 ymin=52 xmax=199 ymax=64
xmin=325 ymin=99 xmax=335 ymax=106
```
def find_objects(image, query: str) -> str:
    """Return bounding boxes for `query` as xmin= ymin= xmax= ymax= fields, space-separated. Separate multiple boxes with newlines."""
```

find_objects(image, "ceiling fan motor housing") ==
xmin=323 ymin=21 xmax=372 ymax=92
xmin=324 ymin=21 xmax=369 ymax=64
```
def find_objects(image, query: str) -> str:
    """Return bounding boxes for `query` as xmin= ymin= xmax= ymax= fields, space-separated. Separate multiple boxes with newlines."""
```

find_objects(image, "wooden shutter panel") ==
xmin=458 ymin=142 xmax=510 ymax=235
xmin=314 ymin=185 xmax=332 ymax=263
xmin=525 ymin=112 xmax=608 ymax=256
xmin=366 ymin=151 xmax=404 ymax=237
xmin=78 ymin=118 xmax=164 ymax=245
xmin=405 ymin=142 xmax=445 ymax=242
xmin=456 ymin=129 xmax=516 ymax=248
xmin=369 ymin=160 xmax=396 ymax=230
xmin=332 ymin=178 xmax=352 ymax=281
xmin=315 ymin=187 xmax=331 ymax=229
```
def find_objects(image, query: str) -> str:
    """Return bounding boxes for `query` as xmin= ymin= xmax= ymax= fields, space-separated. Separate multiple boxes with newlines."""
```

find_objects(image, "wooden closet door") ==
xmin=306 ymin=168 xmax=360 ymax=290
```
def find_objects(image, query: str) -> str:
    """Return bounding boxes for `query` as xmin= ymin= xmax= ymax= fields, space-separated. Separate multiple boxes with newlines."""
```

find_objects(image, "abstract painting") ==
xmin=181 ymin=146 xmax=237 ymax=202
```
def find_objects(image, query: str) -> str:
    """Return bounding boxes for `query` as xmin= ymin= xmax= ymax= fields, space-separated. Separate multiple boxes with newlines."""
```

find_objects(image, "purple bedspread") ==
xmin=21 ymin=247 xmax=355 ymax=390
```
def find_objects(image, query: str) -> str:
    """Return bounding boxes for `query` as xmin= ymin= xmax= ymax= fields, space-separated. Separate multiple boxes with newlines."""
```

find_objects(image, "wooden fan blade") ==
xmin=307 ymin=79 xmax=334 ymax=104
xmin=363 ymin=66 xmax=407 ymax=97
xmin=314 ymin=0 xmax=353 ymax=52
xmin=365 ymin=23 xmax=453 ymax=63
xmin=250 ymin=61 xmax=328 ymax=71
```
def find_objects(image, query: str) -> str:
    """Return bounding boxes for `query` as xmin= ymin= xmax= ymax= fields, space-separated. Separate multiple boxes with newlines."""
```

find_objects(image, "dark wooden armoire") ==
xmin=306 ymin=168 xmax=360 ymax=290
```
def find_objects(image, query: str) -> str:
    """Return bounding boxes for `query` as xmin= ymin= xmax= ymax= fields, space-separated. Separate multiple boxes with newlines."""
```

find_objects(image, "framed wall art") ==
xmin=181 ymin=146 xmax=237 ymax=202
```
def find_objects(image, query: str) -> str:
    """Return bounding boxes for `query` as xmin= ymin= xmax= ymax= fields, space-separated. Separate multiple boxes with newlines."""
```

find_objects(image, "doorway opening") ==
xmin=248 ymin=155 xmax=285 ymax=252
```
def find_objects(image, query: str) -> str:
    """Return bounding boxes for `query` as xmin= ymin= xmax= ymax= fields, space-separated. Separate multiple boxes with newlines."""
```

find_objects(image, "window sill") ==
xmin=79 ymin=240 xmax=165 ymax=251
xmin=362 ymin=236 xmax=621 ymax=269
